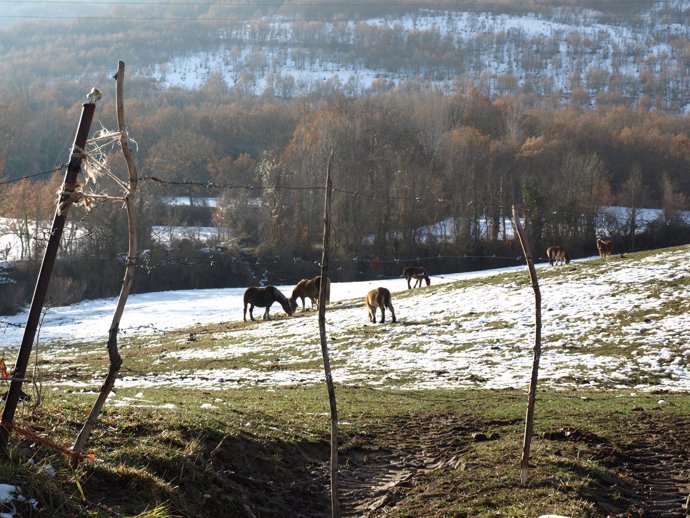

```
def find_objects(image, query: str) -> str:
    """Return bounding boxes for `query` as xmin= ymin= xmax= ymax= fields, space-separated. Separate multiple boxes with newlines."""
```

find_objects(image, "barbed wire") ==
xmin=0 ymin=167 xmax=63 ymax=186
xmin=143 ymin=175 xmax=494 ymax=208
xmin=0 ymin=321 xmax=23 ymax=331
xmin=4 ymin=171 xmax=655 ymax=223
xmin=121 ymin=253 xmax=527 ymax=284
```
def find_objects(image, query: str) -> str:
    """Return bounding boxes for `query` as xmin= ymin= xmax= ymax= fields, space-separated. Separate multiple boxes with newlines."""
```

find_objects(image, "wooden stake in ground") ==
xmin=511 ymin=204 xmax=542 ymax=486
xmin=72 ymin=61 xmax=139 ymax=461
xmin=0 ymin=96 xmax=97 ymax=451
xmin=319 ymin=152 xmax=339 ymax=518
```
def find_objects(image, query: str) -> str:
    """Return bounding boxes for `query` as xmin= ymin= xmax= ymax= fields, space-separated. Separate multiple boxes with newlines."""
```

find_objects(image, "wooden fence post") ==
xmin=72 ymin=61 xmax=139 ymax=461
xmin=1 ymin=96 xmax=97 ymax=450
xmin=319 ymin=151 xmax=339 ymax=517
xmin=511 ymin=205 xmax=542 ymax=486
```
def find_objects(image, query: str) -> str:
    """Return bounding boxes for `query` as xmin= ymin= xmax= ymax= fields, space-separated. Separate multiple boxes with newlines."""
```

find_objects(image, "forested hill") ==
xmin=0 ymin=0 xmax=688 ymax=111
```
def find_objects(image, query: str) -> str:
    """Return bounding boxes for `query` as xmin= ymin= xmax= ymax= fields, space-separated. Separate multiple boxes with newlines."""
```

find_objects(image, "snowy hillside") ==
xmin=1 ymin=245 xmax=688 ymax=394
xmin=146 ymin=1 xmax=690 ymax=111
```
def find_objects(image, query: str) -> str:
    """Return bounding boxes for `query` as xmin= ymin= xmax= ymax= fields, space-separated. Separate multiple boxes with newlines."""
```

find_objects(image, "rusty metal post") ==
xmin=1 ymin=100 xmax=96 ymax=449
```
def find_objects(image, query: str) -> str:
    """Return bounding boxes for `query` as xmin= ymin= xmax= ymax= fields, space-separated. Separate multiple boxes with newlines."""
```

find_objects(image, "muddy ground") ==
xmin=214 ymin=410 xmax=690 ymax=518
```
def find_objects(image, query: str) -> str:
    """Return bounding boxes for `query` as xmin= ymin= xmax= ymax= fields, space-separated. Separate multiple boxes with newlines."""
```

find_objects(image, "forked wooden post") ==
xmin=72 ymin=61 xmax=139 ymax=461
xmin=511 ymin=205 xmax=542 ymax=486
xmin=319 ymin=151 xmax=339 ymax=518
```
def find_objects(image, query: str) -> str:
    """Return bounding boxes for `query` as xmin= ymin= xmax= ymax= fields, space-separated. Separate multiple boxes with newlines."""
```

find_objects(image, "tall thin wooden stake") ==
xmin=1 ymin=99 xmax=97 ymax=450
xmin=511 ymin=205 xmax=542 ymax=486
xmin=72 ymin=61 xmax=139 ymax=461
xmin=319 ymin=151 xmax=339 ymax=518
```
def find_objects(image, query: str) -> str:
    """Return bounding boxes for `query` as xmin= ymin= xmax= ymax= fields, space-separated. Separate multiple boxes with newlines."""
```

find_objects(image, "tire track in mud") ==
xmin=337 ymin=414 xmax=478 ymax=517
xmin=336 ymin=411 xmax=690 ymax=518
xmin=614 ymin=411 xmax=690 ymax=518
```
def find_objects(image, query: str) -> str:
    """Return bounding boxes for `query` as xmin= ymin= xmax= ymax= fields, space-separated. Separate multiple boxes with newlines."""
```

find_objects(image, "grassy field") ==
xmin=2 ymin=246 xmax=689 ymax=517
xmin=3 ymin=385 xmax=689 ymax=517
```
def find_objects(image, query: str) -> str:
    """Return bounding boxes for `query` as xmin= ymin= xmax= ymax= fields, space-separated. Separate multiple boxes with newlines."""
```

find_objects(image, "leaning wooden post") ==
xmin=1 ymin=94 xmax=97 ymax=451
xmin=72 ymin=61 xmax=139 ymax=461
xmin=319 ymin=151 xmax=339 ymax=518
xmin=511 ymin=204 xmax=542 ymax=486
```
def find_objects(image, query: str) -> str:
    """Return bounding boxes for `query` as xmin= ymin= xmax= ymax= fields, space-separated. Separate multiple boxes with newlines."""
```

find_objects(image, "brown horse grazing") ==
xmin=596 ymin=239 xmax=613 ymax=258
xmin=403 ymin=266 xmax=430 ymax=289
xmin=366 ymin=287 xmax=396 ymax=323
xmin=243 ymin=286 xmax=293 ymax=322
xmin=546 ymin=246 xmax=570 ymax=266
xmin=288 ymin=275 xmax=331 ymax=313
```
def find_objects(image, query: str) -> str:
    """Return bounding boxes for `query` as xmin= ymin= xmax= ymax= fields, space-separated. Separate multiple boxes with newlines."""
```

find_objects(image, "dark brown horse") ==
xmin=596 ymin=238 xmax=613 ymax=258
xmin=289 ymin=275 xmax=331 ymax=313
xmin=403 ymin=266 xmax=430 ymax=289
xmin=243 ymin=286 xmax=293 ymax=322
xmin=366 ymin=287 xmax=396 ymax=323
xmin=546 ymin=246 xmax=570 ymax=266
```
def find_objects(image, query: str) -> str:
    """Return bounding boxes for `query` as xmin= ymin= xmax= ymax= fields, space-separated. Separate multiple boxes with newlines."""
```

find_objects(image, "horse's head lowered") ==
xmin=272 ymin=286 xmax=294 ymax=316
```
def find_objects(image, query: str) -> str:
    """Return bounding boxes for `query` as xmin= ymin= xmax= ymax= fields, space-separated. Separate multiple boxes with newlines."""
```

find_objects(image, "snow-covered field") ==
xmin=2 ymin=246 xmax=688 ymax=393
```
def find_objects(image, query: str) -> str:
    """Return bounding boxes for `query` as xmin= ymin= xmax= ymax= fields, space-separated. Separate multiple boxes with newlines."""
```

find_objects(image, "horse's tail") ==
xmin=383 ymin=288 xmax=392 ymax=307
xmin=382 ymin=287 xmax=396 ymax=322
xmin=314 ymin=276 xmax=330 ymax=306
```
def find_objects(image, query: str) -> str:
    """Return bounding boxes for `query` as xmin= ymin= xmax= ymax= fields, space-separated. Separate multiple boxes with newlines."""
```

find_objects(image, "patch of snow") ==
xmin=0 ymin=484 xmax=38 ymax=517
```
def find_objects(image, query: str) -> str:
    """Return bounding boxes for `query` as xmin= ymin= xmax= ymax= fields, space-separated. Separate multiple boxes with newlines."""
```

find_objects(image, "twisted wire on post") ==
xmin=57 ymin=182 xmax=95 ymax=216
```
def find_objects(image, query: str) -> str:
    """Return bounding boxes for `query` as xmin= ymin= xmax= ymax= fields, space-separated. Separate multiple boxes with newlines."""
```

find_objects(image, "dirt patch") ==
xmin=232 ymin=410 xmax=690 ymax=517
xmin=205 ymin=413 xmax=483 ymax=517
xmin=338 ymin=413 xmax=479 ymax=517
xmin=606 ymin=410 xmax=690 ymax=517
xmin=540 ymin=410 xmax=690 ymax=518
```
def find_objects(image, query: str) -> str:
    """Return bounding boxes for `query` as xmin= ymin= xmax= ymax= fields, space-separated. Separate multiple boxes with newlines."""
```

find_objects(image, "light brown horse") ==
xmin=243 ymin=286 xmax=293 ymax=322
xmin=289 ymin=275 xmax=331 ymax=313
xmin=546 ymin=246 xmax=570 ymax=266
xmin=403 ymin=266 xmax=430 ymax=289
xmin=366 ymin=287 xmax=396 ymax=323
xmin=596 ymin=239 xmax=613 ymax=258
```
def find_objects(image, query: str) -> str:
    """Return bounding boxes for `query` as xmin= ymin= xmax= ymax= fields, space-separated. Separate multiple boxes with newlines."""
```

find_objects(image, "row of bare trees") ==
xmin=2 ymin=88 xmax=689 ymax=306
xmin=215 ymin=91 xmax=689 ymax=262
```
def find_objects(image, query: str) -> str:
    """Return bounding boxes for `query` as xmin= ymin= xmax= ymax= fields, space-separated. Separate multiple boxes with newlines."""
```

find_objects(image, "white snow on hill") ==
xmin=148 ymin=2 xmax=690 ymax=109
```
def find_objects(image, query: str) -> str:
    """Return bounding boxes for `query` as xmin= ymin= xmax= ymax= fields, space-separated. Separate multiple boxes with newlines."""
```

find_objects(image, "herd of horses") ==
xmin=242 ymin=266 xmax=431 ymax=324
xmin=547 ymin=238 xmax=614 ymax=266
xmin=243 ymin=238 xmax=613 ymax=323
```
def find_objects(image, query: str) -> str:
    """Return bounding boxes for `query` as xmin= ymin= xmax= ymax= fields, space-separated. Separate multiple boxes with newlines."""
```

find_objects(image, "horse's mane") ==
xmin=291 ymin=279 xmax=308 ymax=299
xmin=271 ymin=286 xmax=291 ymax=308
